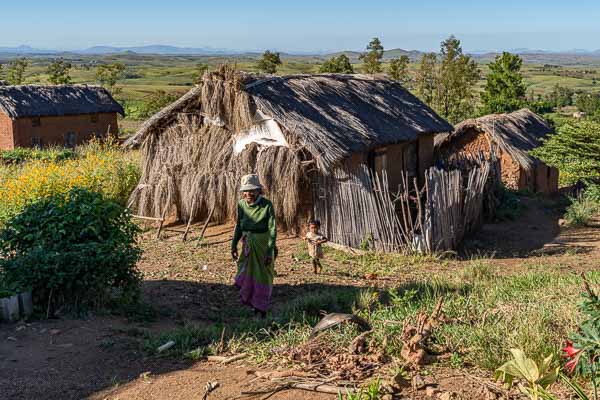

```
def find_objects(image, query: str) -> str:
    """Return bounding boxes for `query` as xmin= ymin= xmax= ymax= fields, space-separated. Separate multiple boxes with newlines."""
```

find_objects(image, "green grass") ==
xmin=143 ymin=258 xmax=594 ymax=375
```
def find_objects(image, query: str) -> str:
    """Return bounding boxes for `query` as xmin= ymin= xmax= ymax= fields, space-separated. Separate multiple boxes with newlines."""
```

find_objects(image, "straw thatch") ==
xmin=0 ymin=85 xmax=124 ymax=119
xmin=435 ymin=109 xmax=552 ymax=171
xmin=127 ymin=66 xmax=452 ymax=228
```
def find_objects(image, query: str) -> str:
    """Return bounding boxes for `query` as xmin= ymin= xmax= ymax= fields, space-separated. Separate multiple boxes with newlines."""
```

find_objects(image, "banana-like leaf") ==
xmin=510 ymin=348 xmax=540 ymax=383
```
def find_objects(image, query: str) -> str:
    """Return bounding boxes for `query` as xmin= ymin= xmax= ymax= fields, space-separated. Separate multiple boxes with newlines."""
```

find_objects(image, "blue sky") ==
xmin=3 ymin=0 xmax=600 ymax=52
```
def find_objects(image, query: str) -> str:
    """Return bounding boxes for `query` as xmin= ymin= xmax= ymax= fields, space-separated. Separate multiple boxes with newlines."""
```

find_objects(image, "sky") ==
xmin=2 ymin=0 xmax=600 ymax=53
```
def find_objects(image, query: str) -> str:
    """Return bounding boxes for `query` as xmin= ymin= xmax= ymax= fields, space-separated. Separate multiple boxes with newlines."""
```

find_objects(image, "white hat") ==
xmin=239 ymin=174 xmax=262 ymax=191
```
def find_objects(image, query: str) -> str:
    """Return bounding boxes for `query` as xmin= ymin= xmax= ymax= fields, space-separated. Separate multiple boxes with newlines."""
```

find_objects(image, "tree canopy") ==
xmin=7 ymin=58 xmax=29 ymax=85
xmin=257 ymin=51 xmax=282 ymax=74
xmin=531 ymin=120 xmax=600 ymax=186
xmin=47 ymin=59 xmax=73 ymax=85
xmin=95 ymin=63 xmax=125 ymax=93
xmin=436 ymin=36 xmax=480 ymax=123
xmin=414 ymin=36 xmax=479 ymax=123
xmin=319 ymin=54 xmax=354 ymax=74
xmin=415 ymin=53 xmax=438 ymax=106
xmin=481 ymin=52 xmax=526 ymax=114
xmin=388 ymin=55 xmax=410 ymax=86
xmin=359 ymin=38 xmax=384 ymax=74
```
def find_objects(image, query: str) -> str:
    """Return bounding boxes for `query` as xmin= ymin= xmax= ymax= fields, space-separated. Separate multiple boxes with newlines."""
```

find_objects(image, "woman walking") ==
xmin=231 ymin=174 xmax=276 ymax=318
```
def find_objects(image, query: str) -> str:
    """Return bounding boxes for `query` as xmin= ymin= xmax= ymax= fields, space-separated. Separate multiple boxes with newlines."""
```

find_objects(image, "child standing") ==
xmin=305 ymin=220 xmax=328 ymax=274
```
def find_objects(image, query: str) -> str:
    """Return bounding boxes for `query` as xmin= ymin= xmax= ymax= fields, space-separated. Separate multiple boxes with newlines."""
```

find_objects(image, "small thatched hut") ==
xmin=435 ymin=109 xmax=558 ymax=193
xmin=0 ymin=85 xmax=123 ymax=149
xmin=125 ymin=67 xmax=452 ymax=244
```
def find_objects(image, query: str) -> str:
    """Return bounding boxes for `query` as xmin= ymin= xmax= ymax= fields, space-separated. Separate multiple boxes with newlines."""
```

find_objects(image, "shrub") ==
xmin=564 ymin=196 xmax=599 ymax=227
xmin=0 ymin=188 xmax=141 ymax=313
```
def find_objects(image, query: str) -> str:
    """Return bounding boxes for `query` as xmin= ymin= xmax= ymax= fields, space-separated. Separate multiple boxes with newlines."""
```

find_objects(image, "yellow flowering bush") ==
xmin=0 ymin=140 xmax=140 ymax=225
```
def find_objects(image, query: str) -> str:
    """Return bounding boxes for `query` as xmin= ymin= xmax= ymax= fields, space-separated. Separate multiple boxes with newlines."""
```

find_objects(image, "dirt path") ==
xmin=2 ymin=196 xmax=599 ymax=399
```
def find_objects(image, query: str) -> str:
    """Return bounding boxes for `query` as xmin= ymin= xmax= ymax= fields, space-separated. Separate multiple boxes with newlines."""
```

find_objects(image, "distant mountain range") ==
xmin=1 ymin=44 xmax=600 ymax=60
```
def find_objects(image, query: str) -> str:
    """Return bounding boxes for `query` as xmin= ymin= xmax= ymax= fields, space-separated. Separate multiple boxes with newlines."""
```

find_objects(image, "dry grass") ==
xmin=129 ymin=66 xmax=305 ymax=228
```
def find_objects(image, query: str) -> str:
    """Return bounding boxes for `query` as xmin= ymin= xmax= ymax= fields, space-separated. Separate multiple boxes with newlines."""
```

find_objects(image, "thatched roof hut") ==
xmin=127 ymin=67 xmax=452 ymax=238
xmin=435 ymin=109 xmax=558 ymax=193
xmin=0 ymin=85 xmax=124 ymax=119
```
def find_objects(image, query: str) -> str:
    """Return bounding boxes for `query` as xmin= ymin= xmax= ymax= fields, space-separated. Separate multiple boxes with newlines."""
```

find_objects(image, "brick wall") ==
xmin=12 ymin=112 xmax=119 ymax=148
xmin=0 ymin=113 xmax=15 ymax=150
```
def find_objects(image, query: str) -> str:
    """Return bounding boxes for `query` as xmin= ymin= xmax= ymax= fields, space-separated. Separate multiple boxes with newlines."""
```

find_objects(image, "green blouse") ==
xmin=231 ymin=197 xmax=277 ymax=254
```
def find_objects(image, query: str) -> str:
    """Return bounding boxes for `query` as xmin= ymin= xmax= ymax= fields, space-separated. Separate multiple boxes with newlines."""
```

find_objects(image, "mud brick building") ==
xmin=0 ymin=84 xmax=124 ymax=149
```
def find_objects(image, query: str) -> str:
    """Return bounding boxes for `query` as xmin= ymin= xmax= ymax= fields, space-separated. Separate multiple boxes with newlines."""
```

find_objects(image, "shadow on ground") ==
xmin=0 ymin=279 xmax=375 ymax=400
xmin=459 ymin=196 xmax=597 ymax=258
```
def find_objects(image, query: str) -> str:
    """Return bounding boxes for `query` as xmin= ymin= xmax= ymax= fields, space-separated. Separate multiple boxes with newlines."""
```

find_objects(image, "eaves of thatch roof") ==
xmin=125 ymin=73 xmax=452 ymax=168
xmin=436 ymin=109 xmax=553 ymax=170
xmin=0 ymin=84 xmax=124 ymax=119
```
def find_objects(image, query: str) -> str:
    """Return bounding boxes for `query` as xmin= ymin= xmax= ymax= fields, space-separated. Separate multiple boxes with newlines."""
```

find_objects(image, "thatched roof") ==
xmin=0 ymin=85 xmax=124 ymax=119
xmin=436 ymin=109 xmax=552 ymax=170
xmin=125 ymin=73 xmax=452 ymax=169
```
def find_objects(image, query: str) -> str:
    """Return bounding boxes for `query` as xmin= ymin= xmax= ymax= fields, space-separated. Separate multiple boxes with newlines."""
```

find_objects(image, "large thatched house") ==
xmin=435 ymin=109 xmax=558 ymax=194
xmin=125 ymin=67 xmax=452 ymax=246
xmin=0 ymin=85 xmax=123 ymax=149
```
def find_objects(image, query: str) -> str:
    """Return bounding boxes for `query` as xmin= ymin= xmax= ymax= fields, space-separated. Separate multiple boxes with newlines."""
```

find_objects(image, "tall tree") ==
xmin=435 ymin=36 xmax=479 ymax=123
xmin=481 ymin=52 xmax=526 ymax=114
xmin=7 ymin=58 xmax=29 ymax=85
xmin=359 ymin=38 xmax=384 ymax=74
xmin=95 ymin=63 xmax=125 ymax=94
xmin=415 ymin=53 xmax=438 ymax=106
xmin=47 ymin=58 xmax=72 ymax=85
xmin=257 ymin=51 xmax=282 ymax=74
xmin=319 ymin=54 xmax=354 ymax=74
xmin=388 ymin=55 xmax=410 ymax=85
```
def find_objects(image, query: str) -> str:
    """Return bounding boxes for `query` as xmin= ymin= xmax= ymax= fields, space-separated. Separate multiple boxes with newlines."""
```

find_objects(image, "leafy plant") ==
xmin=0 ymin=188 xmax=142 ymax=314
xmin=342 ymin=379 xmax=383 ymax=400
xmin=495 ymin=348 xmax=559 ymax=400
xmin=564 ymin=277 xmax=600 ymax=399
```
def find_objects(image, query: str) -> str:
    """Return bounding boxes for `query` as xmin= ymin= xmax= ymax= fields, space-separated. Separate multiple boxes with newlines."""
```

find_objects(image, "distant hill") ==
xmin=78 ymin=45 xmax=242 ymax=55
xmin=1 ymin=44 xmax=600 ymax=65
xmin=0 ymin=45 xmax=58 ymax=55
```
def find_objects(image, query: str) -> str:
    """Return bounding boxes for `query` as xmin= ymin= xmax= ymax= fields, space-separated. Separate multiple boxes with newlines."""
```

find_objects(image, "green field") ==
xmin=6 ymin=53 xmax=600 ymax=134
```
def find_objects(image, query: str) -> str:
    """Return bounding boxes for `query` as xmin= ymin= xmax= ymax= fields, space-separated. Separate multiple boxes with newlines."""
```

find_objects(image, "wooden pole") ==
xmin=155 ymin=206 xmax=168 ymax=240
xmin=182 ymin=198 xmax=197 ymax=242
xmin=197 ymin=205 xmax=216 ymax=245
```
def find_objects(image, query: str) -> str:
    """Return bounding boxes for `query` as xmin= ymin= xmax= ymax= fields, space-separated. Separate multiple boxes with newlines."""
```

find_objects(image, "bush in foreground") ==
xmin=0 ymin=188 xmax=141 ymax=313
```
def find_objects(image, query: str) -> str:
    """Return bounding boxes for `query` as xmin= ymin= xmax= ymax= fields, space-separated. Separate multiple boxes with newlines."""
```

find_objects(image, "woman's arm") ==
xmin=267 ymin=202 xmax=277 ymax=258
xmin=231 ymin=204 xmax=243 ymax=256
